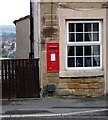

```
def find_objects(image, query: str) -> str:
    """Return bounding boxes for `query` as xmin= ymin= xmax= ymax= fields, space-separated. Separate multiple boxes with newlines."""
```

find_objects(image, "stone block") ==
xmin=80 ymin=84 xmax=88 ymax=89
xmin=75 ymin=89 xmax=95 ymax=97
xmin=67 ymin=83 xmax=80 ymax=89
xmin=47 ymin=78 xmax=59 ymax=84
xmin=91 ymin=77 xmax=104 ymax=83
xmin=47 ymin=73 xmax=59 ymax=78
xmin=88 ymin=83 xmax=100 ymax=89
xmin=45 ymin=20 xmax=58 ymax=26
xmin=83 ymin=79 xmax=93 ymax=83
xmin=72 ymin=89 xmax=86 ymax=96
xmin=42 ymin=26 xmax=58 ymax=38
xmin=83 ymin=77 xmax=104 ymax=83
xmin=59 ymin=79 xmax=71 ymax=83
xmin=59 ymin=2 xmax=103 ymax=9
xmin=91 ymin=89 xmax=104 ymax=97
xmin=84 ymin=89 xmax=96 ymax=97
xmin=57 ymin=83 xmax=67 ymax=89
xmin=70 ymin=79 xmax=83 ymax=83
xmin=40 ymin=3 xmax=52 ymax=14
xmin=45 ymin=14 xmax=57 ymax=21
xmin=56 ymin=89 xmax=71 ymax=96
xmin=98 ymin=83 xmax=104 ymax=89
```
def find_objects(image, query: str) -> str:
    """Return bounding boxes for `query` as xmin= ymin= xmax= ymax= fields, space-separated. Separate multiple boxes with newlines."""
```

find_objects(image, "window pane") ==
xmin=93 ymin=57 xmax=100 ymax=66
xmin=76 ymin=33 xmax=83 ymax=42
xmin=67 ymin=21 xmax=101 ymax=69
xmin=84 ymin=23 xmax=91 ymax=32
xmin=76 ymin=23 xmax=83 ymax=32
xmin=67 ymin=46 xmax=74 ymax=56
xmin=84 ymin=46 xmax=91 ymax=56
xmin=93 ymin=33 xmax=99 ymax=41
xmin=93 ymin=23 xmax=99 ymax=31
xmin=84 ymin=33 xmax=92 ymax=41
xmin=84 ymin=57 xmax=91 ymax=67
xmin=68 ymin=57 xmax=75 ymax=67
xmin=76 ymin=57 xmax=83 ymax=67
xmin=76 ymin=46 xmax=83 ymax=56
xmin=69 ymin=23 xmax=74 ymax=32
xmin=69 ymin=33 xmax=75 ymax=42
xmin=93 ymin=45 xmax=100 ymax=55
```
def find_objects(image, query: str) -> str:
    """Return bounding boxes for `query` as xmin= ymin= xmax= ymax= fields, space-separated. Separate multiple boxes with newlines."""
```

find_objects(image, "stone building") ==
xmin=15 ymin=0 xmax=108 ymax=97
xmin=14 ymin=0 xmax=108 ymax=97
xmin=33 ymin=0 xmax=108 ymax=97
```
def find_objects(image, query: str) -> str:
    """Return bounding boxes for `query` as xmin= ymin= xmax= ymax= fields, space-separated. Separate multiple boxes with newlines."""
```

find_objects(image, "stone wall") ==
xmin=56 ymin=77 xmax=104 ymax=97
xmin=40 ymin=2 xmax=105 ymax=97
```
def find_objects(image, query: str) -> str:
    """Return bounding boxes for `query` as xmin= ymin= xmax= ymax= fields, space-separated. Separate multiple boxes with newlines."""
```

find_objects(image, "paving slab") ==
xmin=1 ymin=96 xmax=108 ymax=115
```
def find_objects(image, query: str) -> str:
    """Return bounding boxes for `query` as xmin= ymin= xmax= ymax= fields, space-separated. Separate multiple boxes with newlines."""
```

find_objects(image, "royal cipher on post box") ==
xmin=47 ymin=43 xmax=59 ymax=72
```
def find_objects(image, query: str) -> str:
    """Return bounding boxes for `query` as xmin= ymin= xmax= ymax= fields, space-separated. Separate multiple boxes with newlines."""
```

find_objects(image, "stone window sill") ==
xmin=59 ymin=69 xmax=103 ymax=78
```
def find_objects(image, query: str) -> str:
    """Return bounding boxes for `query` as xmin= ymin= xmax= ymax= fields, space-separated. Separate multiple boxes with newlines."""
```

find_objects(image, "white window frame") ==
xmin=66 ymin=20 xmax=102 ymax=70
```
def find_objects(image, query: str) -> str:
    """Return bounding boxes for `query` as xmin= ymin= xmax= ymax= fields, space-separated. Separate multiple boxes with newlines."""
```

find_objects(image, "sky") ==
xmin=0 ymin=0 xmax=30 ymax=25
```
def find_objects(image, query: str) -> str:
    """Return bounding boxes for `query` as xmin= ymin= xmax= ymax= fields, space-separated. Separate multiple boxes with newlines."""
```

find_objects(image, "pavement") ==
xmin=0 ymin=96 xmax=108 ymax=118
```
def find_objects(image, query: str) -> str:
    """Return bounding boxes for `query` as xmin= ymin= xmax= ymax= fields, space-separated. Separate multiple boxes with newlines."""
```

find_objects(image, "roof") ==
xmin=13 ymin=15 xmax=30 ymax=25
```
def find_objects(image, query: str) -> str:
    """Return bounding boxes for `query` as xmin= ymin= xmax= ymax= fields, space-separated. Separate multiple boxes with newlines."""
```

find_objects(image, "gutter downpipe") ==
xmin=29 ymin=1 xmax=34 ymax=59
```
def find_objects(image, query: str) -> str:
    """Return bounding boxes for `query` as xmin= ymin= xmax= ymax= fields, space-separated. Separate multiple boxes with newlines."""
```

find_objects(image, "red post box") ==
xmin=47 ymin=43 xmax=59 ymax=72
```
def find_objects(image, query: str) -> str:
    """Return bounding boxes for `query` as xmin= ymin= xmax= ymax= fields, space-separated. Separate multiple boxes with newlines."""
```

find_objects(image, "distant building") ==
xmin=7 ymin=51 xmax=16 ymax=58
xmin=13 ymin=15 xmax=30 ymax=59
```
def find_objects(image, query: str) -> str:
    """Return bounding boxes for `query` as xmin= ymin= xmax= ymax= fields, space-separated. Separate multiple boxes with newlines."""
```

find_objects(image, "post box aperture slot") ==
xmin=48 ymin=46 xmax=58 ymax=50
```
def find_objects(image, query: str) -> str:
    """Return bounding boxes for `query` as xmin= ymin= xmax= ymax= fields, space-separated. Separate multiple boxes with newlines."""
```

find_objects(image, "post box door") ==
xmin=47 ymin=43 xmax=59 ymax=72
